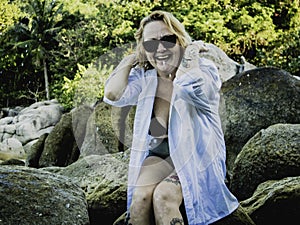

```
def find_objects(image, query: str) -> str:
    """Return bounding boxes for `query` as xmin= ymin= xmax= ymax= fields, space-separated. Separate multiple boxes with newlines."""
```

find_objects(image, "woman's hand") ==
xmin=104 ymin=53 xmax=137 ymax=101
xmin=191 ymin=40 xmax=209 ymax=53
xmin=119 ymin=53 xmax=137 ymax=68
xmin=176 ymin=41 xmax=208 ymax=78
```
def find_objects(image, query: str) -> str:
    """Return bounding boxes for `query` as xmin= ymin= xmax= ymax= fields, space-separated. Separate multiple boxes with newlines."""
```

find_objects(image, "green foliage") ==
xmin=0 ymin=0 xmax=299 ymax=108
xmin=0 ymin=0 xmax=64 ymax=105
xmin=0 ymin=0 xmax=24 ymax=34
xmin=59 ymin=0 xmax=99 ymax=17
xmin=50 ymin=0 xmax=155 ymax=107
xmin=257 ymin=27 xmax=300 ymax=73
xmin=58 ymin=62 xmax=114 ymax=110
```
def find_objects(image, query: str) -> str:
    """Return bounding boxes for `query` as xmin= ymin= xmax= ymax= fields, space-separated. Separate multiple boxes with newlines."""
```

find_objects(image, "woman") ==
xmin=104 ymin=10 xmax=239 ymax=225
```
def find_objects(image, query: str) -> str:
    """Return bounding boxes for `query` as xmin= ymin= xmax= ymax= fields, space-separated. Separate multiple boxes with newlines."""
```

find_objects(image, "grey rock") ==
xmin=39 ymin=112 xmax=79 ymax=167
xmin=221 ymin=67 xmax=300 ymax=170
xmin=71 ymin=104 xmax=93 ymax=149
xmin=49 ymin=153 xmax=129 ymax=225
xmin=230 ymin=123 xmax=300 ymax=200
xmin=0 ymin=165 xmax=90 ymax=225
xmin=26 ymin=133 xmax=48 ymax=168
xmin=33 ymin=105 xmax=92 ymax=168
xmin=0 ymin=158 xmax=25 ymax=166
xmin=241 ymin=176 xmax=300 ymax=225
xmin=199 ymin=43 xmax=256 ymax=82
xmin=0 ymin=100 xmax=63 ymax=152
xmin=0 ymin=138 xmax=25 ymax=164
xmin=12 ymin=100 xmax=63 ymax=144
xmin=81 ymin=102 xmax=134 ymax=156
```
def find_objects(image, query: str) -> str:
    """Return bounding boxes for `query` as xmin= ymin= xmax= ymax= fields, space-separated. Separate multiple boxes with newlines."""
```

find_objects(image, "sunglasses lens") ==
xmin=143 ymin=35 xmax=177 ymax=52
xmin=162 ymin=35 xmax=177 ymax=48
xmin=143 ymin=40 xmax=158 ymax=52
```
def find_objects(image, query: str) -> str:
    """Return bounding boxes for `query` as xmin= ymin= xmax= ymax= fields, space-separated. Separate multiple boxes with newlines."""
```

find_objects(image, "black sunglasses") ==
xmin=143 ymin=34 xmax=177 ymax=52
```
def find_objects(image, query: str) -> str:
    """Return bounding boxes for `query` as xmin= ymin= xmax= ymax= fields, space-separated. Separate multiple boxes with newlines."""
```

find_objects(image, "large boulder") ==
xmin=230 ymin=123 xmax=300 ymax=200
xmin=46 ymin=152 xmax=130 ymax=225
xmin=72 ymin=104 xmax=94 ymax=149
xmin=38 ymin=112 xmax=79 ymax=167
xmin=0 ymin=137 xmax=25 ymax=162
xmin=25 ymin=133 xmax=48 ymax=167
xmin=200 ymin=43 xmax=256 ymax=82
xmin=0 ymin=100 xmax=63 ymax=154
xmin=80 ymin=103 xmax=113 ymax=156
xmin=211 ymin=205 xmax=256 ymax=225
xmin=32 ymin=105 xmax=93 ymax=168
xmin=3 ymin=100 xmax=63 ymax=144
xmin=80 ymin=102 xmax=134 ymax=156
xmin=221 ymin=67 xmax=300 ymax=170
xmin=241 ymin=176 xmax=300 ymax=225
xmin=0 ymin=165 xmax=90 ymax=225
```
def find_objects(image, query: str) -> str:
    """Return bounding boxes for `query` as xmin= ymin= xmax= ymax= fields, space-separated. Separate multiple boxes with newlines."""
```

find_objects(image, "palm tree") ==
xmin=12 ymin=0 xmax=63 ymax=100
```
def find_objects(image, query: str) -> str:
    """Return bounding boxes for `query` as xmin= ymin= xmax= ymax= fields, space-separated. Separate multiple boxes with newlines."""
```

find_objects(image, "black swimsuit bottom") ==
xmin=148 ymin=137 xmax=170 ymax=159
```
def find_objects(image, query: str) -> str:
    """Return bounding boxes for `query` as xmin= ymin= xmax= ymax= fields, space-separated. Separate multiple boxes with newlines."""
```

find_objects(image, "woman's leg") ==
xmin=128 ymin=156 xmax=174 ymax=225
xmin=153 ymin=172 xmax=184 ymax=225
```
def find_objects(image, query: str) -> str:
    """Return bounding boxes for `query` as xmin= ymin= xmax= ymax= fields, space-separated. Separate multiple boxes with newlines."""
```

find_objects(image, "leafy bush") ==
xmin=257 ymin=27 xmax=300 ymax=76
xmin=59 ymin=62 xmax=114 ymax=110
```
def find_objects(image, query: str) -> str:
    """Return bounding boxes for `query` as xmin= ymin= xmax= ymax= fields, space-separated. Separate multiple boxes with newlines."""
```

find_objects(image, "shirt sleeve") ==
xmin=173 ymin=58 xmax=221 ymax=114
xmin=103 ymin=67 xmax=143 ymax=107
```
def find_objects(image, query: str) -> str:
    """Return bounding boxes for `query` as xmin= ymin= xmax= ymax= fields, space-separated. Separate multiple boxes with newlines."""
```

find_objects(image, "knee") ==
xmin=131 ymin=186 xmax=154 ymax=207
xmin=152 ymin=185 xmax=179 ymax=208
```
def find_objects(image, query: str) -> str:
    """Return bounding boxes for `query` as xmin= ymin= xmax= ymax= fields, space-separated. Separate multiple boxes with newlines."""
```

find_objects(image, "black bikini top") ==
xmin=149 ymin=110 xmax=168 ymax=137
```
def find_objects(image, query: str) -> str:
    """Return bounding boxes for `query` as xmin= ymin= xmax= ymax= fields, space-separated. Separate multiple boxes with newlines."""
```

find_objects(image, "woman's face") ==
xmin=142 ymin=21 xmax=182 ymax=77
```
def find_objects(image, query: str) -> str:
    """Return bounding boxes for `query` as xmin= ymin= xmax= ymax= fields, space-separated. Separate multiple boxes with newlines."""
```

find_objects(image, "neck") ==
xmin=158 ymin=71 xmax=176 ymax=80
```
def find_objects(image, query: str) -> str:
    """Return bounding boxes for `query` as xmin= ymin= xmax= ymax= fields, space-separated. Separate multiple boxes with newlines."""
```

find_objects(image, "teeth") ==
xmin=156 ymin=55 xmax=169 ymax=60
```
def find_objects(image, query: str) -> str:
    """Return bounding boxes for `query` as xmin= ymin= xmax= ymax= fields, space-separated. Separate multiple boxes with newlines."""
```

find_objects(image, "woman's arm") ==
xmin=104 ymin=53 xmax=137 ymax=101
xmin=174 ymin=42 xmax=221 ymax=114
xmin=176 ymin=41 xmax=208 ymax=79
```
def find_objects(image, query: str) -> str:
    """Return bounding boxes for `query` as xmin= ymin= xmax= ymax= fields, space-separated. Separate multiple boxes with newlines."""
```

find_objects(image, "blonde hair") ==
xmin=135 ymin=10 xmax=192 ymax=69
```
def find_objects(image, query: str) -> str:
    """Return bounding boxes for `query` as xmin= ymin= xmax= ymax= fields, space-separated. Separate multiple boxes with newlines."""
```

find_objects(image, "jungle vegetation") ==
xmin=0 ymin=0 xmax=299 ymax=110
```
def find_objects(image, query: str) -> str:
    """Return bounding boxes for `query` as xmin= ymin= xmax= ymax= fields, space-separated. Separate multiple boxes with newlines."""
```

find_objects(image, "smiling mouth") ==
xmin=155 ymin=54 xmax=172 ymax=61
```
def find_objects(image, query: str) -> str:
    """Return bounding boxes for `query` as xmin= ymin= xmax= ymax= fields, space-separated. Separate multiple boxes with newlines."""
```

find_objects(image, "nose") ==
xmin=156 ymin=41 xmax=166 ymax=52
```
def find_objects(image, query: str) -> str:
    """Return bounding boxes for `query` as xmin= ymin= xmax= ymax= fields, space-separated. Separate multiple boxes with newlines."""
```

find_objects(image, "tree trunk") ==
xmin=43 ymin=58 xmax=50 ymax=100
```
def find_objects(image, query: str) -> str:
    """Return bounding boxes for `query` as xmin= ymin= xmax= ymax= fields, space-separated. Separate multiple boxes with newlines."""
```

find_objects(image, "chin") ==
xmin=156 ymin=62 xmax=177 ymax=74
xmin=157 ymin=67 xmax=174 ymax=76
